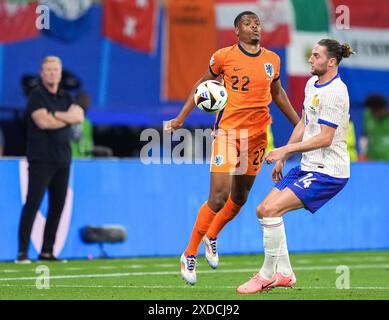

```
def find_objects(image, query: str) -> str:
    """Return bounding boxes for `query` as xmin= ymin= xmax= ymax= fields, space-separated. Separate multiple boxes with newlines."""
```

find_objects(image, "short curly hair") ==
xmin=234 ymin=11 xmax=259 ymax=28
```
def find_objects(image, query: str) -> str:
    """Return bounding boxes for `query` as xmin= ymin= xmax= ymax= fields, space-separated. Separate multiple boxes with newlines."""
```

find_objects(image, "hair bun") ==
xmin=341 ymin=43 xmax=355 ymax=58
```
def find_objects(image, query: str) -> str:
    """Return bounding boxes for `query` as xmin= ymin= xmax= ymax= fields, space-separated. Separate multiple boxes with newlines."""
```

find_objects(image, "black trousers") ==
xmin=18 ymin=162 xmax=70 ymax=255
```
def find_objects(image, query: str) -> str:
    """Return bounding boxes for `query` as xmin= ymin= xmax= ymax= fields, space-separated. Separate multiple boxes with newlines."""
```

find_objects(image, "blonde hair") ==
xmin=41 ymin=56 xmax=62 ymax=68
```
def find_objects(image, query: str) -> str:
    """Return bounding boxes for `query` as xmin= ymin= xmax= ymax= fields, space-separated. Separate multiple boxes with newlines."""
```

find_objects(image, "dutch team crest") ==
xmin=264 ymin=63 xmax=274 ymax=78
xmin=214 ymin=155 xmax=224 ymax=166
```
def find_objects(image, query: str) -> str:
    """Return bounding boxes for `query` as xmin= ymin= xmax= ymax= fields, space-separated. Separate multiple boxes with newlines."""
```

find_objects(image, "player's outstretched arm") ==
xmin=285 ymin=112 xmax=306 ymax=146
xmin=266 ymin=123 xmax=336 ymax=163
xmin=271 ymin=79 xmax=300 ymax=126
xmin=164 ymin=69 xmax=217 ymax=133
xmin=270 ymin=113 xmax=306 ymax=181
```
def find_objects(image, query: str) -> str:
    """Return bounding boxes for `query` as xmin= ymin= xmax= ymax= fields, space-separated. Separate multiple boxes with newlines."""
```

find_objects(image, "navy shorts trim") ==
xmin=276 ymin=165 xmax=348 ymax=213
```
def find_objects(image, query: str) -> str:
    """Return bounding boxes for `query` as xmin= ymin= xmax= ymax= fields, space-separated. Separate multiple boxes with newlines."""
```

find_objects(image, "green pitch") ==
xmin=0 ymin=250 xmax=388 ymax=300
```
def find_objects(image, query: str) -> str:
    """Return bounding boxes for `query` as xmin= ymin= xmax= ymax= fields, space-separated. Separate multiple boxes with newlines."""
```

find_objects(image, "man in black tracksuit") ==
xmin=16 ymin=56 xmax=84 ymax=263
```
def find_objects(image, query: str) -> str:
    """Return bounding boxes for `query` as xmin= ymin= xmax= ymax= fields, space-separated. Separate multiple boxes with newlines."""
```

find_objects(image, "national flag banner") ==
xmin=103 ymin=0 xmax=157 ymax=53
xmin=328 ymin=0 xmax=389 ymax=103
xmin=286 ymin=0 xmax=330 ymax=113
xmin=39 ymin=0 xmax=92 ymax=20
xmin=216 ymin=0 xmax=292 ymax=49
xmin=39 ymin=0 xmax=93 ymax=42
xmin=287 ymin=0 xmax=389 ymax=110
xmin=0 ymin=0 xmax=38 ymax=44
xmin=330 ymin=0 xmax=389 ymax=71
xmin=162 ymin=0 xmax=216 ymax=100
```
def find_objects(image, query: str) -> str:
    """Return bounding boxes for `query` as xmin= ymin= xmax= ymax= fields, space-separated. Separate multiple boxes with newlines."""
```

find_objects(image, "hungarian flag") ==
xmin=103 ymin=0 xmax=157 ymax=53
xmin=287 ymin=0 xmax=389 ymax=112
xmin=216 ymin=0 xmax=292 ymax=49
xmin=0 ymin=1 xmax=38 ymax=43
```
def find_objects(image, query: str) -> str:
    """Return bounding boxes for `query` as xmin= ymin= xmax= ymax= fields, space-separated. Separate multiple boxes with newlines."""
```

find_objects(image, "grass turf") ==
xmin=0 ymin=250 xmax=388 ymax=300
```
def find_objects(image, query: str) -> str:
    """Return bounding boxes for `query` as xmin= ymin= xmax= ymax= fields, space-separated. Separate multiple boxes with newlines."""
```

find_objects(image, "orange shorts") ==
xmin=210 ymin=130 xmax=268 ymax=176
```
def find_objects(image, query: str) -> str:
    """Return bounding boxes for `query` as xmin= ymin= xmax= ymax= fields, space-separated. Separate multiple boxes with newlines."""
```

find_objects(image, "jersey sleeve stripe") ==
xmin=318 ymin=118 xmax=338 ymax=128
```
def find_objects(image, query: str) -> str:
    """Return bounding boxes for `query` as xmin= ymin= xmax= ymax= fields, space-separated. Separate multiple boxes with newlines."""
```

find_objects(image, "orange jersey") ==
xmin=209 ymin=44 xmax=280 ymax=137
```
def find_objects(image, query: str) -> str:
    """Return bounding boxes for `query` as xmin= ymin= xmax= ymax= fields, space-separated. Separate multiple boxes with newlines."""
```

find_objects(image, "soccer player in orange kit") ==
xmin=164 ymin=11 xmax=300 ymax=285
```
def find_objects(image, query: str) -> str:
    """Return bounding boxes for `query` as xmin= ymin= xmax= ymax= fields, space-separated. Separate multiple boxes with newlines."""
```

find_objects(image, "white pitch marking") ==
xmin=0 ymin=283 xmax=388 ymax=291
xmin=1 ymin=264 xmax=389 ymax=281
xmin=124 ymin=265 xmax=146 ymax=269
xmin=97 ymin=266 xmax=117 ymax=270
xmin=158 ymin=264 xmax=177 ymax=268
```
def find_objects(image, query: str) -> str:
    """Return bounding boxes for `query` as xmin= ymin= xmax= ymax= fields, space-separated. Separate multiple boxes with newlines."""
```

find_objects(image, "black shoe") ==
xmin=15 ymin=252 xmax=32 ymax=264
xmin=38 ymin=253 xmax=67 ymax=263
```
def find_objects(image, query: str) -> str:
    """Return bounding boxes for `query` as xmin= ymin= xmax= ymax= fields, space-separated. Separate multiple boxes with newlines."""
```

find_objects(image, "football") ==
xmin=193 ymin=80 xmax=228 ymax=113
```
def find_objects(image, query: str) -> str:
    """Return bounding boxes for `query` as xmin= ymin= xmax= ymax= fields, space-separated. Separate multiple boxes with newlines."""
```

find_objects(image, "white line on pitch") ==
xmin=2 ymin=255 xmax=387 ymax=272
xmin=0 ymin=283 xmax=388 ymax=291
xmin=1 ymin=263 xmax=389 ymax=281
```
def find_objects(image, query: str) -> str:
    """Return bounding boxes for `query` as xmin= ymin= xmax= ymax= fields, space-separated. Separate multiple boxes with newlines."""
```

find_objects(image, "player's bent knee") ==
xmin=256 ymin=203 xmax=264 ymax=218
xmin=230 ymin=194 xmax=247 ymax=207
xmin=258 ymin=202 xmax=279 ymax=217
xmin=208 ymin=193 xmax=228 ymax=212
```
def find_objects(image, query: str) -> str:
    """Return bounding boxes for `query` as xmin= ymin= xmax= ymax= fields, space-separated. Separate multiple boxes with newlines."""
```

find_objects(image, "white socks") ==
xmin=259 ymin=217 xmax=293 ymax=279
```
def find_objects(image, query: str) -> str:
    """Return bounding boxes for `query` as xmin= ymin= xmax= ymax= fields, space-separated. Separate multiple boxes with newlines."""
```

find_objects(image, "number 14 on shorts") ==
xmin=294 ymin=173 xmax=317 ymax=189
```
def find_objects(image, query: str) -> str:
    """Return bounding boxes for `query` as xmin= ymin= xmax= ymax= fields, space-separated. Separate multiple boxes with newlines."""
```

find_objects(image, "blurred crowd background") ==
xmin=0 ymin=0 xmax=388 ymax=161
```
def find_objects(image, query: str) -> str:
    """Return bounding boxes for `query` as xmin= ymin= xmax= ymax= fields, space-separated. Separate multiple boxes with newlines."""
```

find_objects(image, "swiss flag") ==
xmin=0 ymin=1 xmax=38 ymax=44
xmin=103 ymin=0 xmax=157 ymax=53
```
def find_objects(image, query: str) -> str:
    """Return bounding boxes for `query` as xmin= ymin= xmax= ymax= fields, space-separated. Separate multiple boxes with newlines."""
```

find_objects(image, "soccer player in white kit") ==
xmin=237 ymin=39 xmax=355 ymax=294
